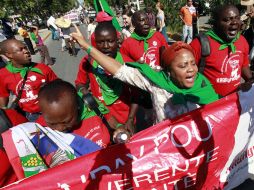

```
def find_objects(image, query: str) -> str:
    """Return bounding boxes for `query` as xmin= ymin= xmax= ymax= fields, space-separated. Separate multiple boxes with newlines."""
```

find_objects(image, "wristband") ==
xmin=116 ymin=123 xmax=124 ymax=128
xmin=78 ymin=87 xmax=85 ymax=93
xmin=86 ymin=46 xmax=93 ymax=55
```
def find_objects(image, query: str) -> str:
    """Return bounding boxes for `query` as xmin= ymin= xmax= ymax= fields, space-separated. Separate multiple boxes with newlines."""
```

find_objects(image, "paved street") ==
xmin=31 ymin=24 xmax=88 ymax=85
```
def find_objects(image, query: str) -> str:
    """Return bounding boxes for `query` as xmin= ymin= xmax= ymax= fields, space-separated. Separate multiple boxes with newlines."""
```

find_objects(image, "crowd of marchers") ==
xmin=0 ymin=0 xmax=254 ymax=188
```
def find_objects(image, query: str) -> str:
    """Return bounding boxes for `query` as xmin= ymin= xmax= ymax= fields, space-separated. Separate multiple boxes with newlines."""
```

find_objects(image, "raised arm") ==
xmin=71 ymin=24 xmax=122 ymax=75
xmin=30 ymin=25 xmax=39 ymax=36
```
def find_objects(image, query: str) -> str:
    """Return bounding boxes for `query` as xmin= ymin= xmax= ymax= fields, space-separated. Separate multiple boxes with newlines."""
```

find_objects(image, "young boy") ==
xmin=0 ymin=39 xmax=58 ymax=121
xmin=75 ymin=22 xmax=138 ymax=134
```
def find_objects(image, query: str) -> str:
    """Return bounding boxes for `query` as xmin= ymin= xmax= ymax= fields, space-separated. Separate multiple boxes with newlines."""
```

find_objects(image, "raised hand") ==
xmin=70 ymin=24 xmax=89 ymax=49
xmin=71 ymin=24 xmax=122 ymax=75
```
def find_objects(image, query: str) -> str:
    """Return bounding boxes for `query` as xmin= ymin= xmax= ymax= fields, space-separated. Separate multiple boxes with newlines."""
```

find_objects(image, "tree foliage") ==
xmin=144 ymin=0 xmax=186 ymax=34
xmin=0 ymin=0 xmax=77 ymax=20
xmin=144 ymin=0 xmax=242 ymax=34
xmin=209 ymin=0 xmax=241 ymax=10
xmin=84 ymin=0 xmax=128 ymax=8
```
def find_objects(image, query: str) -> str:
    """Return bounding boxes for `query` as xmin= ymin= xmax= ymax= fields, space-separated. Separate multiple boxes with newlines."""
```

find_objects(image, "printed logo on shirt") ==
xmin=16 ymin=75 xmax=46 ymax=103
xmin=152 ymin=41 xmax=158 ymax=46
xmin=187 ymin=6 xmax=196 ymax=14
xmin=84 ymin=125 xmax=107 ymax=148
xmin=142 ymin=45 xmax=158 ymax=68
xmin=216 ymin=53 xmax=241 ymax=84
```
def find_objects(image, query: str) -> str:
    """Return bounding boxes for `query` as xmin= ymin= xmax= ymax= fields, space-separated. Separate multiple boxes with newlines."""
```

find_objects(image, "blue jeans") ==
xmin=50 ymin=28 xmax=59 ymax=40
xmin=182 ymin=25 xmax=193 ymax=44
xmin=161 ymin=26 xmax=169 ymax=43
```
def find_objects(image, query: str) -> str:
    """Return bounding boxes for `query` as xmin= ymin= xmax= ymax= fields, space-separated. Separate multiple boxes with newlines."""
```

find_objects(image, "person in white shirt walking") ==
xmin=87 ymin=18 xmax=97 ymax=40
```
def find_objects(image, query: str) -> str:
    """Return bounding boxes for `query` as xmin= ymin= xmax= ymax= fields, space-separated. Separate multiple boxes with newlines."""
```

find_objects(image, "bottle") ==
xmin=114 ymin=131 xmax=129 ymax=144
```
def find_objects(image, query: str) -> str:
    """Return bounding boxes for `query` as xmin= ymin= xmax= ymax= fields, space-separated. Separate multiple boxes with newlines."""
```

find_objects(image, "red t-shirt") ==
xmin=75 ymin=53 xmax=135 ymax=124
xmin=36 ymin=115 xmax=110 ymax=148
xmin=0 ymin=63 xmax=58 ymax=113
xmin=190 ymin=35 xmax=249 ymax=97
xmin=120 ymin=31 xmax=168 ymax=67
xmin=0 ymin=109 xmax=27 ymax=187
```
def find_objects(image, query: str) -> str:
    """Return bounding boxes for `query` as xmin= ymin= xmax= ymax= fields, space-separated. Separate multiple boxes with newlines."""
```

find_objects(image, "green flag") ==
xmin=93 ymin=0 xmax=122 ymax=31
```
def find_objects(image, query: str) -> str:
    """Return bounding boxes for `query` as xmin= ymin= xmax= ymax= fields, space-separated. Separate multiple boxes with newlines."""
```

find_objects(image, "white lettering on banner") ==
xmin=80 ymin=175 xmax=86 ymax=183
xmin=53 ymin=115 xmax=219 ymax=189
xmin=75 ymin=146 xmax=220 ymax=189
xmin=109 ymin=172 xmax=197 ymax=189
xmin=140 ymin=145 xmax=145 ymax=157
xmin=158 ymin=173 xmax=196 ymax=189
xmin=133 ymin=174 xmax=153 ymax=187
xmin=90 ymin=166 xmax=112 ymax=180
xmin=117 ymin=146 xmax=218 ymax=189
xmin=154 ymin=168 xmax=171 ymax=181
xmin=57 ymin=183 xmax=70 ymax=190
xmin=184 ymin=172 xmax=196 ymax=188
xmin=172 ymin=160 xmax=189 ymax=176
xmin=154 ymin=133 xmax=169 ymax=154
xmin=126 ymin=153 xmax=138 ymax=161
xmin=114 ymin=178 xmax=133 ymax=190
xmin=171 ymin=125 xmax=192 ymax=147
xmin=189 ymin=154 xmax=205 ymax=167
xmin=206 ymin=146 xmax=219 ymax=162
xmin=108 ymin=182 xmax=112 ymax=189
xmin=154 ymin=116 xmax=213 ymax=149
xmin=167 ymin=179 xmax=180 ymax=190
xmin=192 ymin=119 xmax=213 ymax=142
xmin=115 ymin=158 xmax=125 ymax=169
xmin=126 ymin=146 xmax=145 ymax=159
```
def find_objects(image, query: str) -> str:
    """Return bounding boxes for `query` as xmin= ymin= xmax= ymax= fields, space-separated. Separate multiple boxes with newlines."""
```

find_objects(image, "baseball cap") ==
xmin=96 ymin=11 xmax=113 ymax=22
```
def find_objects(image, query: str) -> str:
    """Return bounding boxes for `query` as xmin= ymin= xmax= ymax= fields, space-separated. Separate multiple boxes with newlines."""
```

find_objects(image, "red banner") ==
xmin=2 ymin=87 xmax=254 ymax=190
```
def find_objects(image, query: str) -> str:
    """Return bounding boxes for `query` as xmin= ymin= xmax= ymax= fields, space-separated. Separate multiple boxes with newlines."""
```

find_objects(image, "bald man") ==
xmin=37 ymin=79 xmax=130 ymax=148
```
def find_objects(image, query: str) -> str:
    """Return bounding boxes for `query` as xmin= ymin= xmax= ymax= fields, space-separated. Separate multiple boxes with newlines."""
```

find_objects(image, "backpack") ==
xmin=0 ymin=109 xmax=12 ymax=149
xmin=197 ymin=33 xmax=211 ymax=74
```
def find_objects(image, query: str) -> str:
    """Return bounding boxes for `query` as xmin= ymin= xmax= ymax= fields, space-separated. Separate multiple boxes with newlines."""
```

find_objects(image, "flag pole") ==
xmin=99 ymin=0 xmax=104 ymax=12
